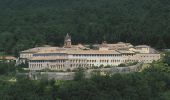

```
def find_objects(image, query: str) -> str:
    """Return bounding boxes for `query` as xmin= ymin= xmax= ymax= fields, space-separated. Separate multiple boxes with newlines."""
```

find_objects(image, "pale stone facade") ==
xmin=0 ymin=56 xmax=16 ymax=62
xmin=20 ymin=34 xmax=161 ymax=71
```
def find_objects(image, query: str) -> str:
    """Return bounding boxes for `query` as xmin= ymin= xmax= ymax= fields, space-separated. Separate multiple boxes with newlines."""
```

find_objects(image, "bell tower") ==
xmin=64 ymin=33 xmax=72 ymax=48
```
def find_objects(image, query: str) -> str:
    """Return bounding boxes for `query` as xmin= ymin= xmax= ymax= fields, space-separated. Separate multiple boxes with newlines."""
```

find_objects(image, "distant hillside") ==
xmin=0 ymin=0 xmax=169 ymax=55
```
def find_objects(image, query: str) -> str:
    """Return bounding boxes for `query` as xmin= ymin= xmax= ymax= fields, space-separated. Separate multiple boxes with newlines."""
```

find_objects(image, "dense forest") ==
xmin=0 ymin=52 xmax=169 ymax=100
xmin=0 ymin=0 xmax=170 ymax=55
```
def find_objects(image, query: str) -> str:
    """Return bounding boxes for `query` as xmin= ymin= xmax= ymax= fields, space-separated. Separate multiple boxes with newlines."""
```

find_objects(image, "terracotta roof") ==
xmin=67 ymin=50 xmax=120 ymax=54
xmin=135 ymin=45 xmax=150 ymax=48
xmin=0 ymin=56 xmax=16 ymax=60
xmin=29 ymin=57 xmax=68 ymax=60
xmin=117 ymin=50 xmax=135 ymax=54
xmin=21 ymin=47 xmax=62 ymax=53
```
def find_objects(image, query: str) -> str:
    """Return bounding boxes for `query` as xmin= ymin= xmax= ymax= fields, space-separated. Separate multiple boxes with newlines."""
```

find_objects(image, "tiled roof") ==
xmin=0 ymin=56 xmax=16 ymax=60
xmin=67 ymin=50 xmax=120 ymax=54
xmin=29 ymin=57 xmax=67 ymax=60
xmin=135 ymin=45 xmax=150 ymax=48
xmin=117 ymin=50 xmax=135 ymax=54
xmin=21 ymin=47 xmax=62 ymax=53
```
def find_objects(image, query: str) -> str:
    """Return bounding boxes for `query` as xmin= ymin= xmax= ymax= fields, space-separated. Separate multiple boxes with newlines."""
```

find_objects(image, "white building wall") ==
xmin=133 ymin=53 xmax=160 ymax=63
xmin=68 ymin=54 xmax=123 ymax=67
xmin=28 ymin=52 xmax=161 ymax=71
xmin=20 ymin=53 xmax=33 ymax=59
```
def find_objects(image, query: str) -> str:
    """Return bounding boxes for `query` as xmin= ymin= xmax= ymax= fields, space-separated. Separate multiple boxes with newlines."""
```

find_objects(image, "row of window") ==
xmin=31 ymin=64 xmax=42 ymax=67
xmin=140 ymin=56 xmax=160 ymax=58
xmin=29 ymin=64 xmax=43 ymax=69
xmin=72 ymin=54 xmax=121 ymax=57
xmin=30 ymin=64 xmax=65 ymax=70
xmin=20 ymin=54 xmax=32 ymax=58
xmin=70 ymin=64 xmax=87 ymax=68
xmin=50 ymin=65 xmax=64 ymax=69
xmin=33 ymin=53 xmax=66 ymax=57
xmin=122 ymin=54 xmax=134 ymax=56
xmin=69 ymin=59 xmax=86 ymax=63
xmin=141 ymin=60 xmax=154 ymax=62
xmin=70 ymin=59 xmax=124 ymax=63
xmin=30 ymin=60 xmax=65 ymax=63
xmin=69 ymin=59 xmax=123 ymax=63
xmin=30 ymin=59 xmax=139 ymax=64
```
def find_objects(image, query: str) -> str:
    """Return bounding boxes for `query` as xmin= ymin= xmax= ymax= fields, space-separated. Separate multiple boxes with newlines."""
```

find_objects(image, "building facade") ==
xmin=20 ymin=34 xmax=161 ymax=71
xmin=0 ymin=56 xmax=16 ymax=62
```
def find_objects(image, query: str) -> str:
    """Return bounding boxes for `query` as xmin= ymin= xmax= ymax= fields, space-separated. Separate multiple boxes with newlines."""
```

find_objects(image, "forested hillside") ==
xmin=0 ymin=0 xmax=169 ymax=55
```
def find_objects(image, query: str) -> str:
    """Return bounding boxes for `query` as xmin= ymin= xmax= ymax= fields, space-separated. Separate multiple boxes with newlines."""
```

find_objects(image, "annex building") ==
xmin=19 ymin=34 xmax=161 ymax=71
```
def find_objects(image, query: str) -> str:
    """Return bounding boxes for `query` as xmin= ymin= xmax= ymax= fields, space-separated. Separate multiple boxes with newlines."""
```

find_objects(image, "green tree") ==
xmin=74 ymin=68 xmax=85 ymax=81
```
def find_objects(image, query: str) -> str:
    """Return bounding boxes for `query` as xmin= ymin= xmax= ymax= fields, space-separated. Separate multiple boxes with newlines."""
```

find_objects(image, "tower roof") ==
xmin=65 ymin=33 xmax=71 ymax=40
xmin=64 ymin=33 xmax=72 ymax=48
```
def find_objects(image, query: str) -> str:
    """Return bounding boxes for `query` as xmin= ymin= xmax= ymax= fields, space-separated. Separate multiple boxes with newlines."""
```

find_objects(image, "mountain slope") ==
xmin=0 ymin=0 xmax=169 ymax=55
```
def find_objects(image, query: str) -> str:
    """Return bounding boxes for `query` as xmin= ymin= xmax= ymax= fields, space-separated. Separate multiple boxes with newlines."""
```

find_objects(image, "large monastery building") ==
xmin=19 ymin=33 xmax=161 ymax=71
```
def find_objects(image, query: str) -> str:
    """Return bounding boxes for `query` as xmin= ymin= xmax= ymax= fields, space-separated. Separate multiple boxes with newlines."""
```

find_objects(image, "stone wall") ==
xmin=25 ymin=62 xmax=143 ymax=80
